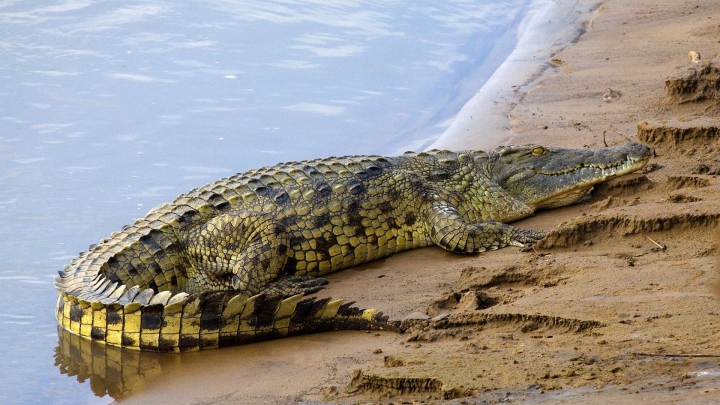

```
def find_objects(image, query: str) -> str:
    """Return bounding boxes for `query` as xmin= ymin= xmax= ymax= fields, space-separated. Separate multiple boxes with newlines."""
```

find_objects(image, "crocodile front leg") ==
xmin=184 ymin=211 xmax=326 ymax=297
xmin=424 ymin=202 xmax=546 ymax=253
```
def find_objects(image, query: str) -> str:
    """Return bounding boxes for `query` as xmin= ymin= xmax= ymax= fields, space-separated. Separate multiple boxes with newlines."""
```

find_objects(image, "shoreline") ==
xmin=107 ymin=1 xmax=720 ymax=403
xmin=430 ymin=0 xmax=601 ymax=151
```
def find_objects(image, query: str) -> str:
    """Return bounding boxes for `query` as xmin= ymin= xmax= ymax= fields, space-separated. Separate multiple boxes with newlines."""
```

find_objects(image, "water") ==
xmin=1 ymin=1 xmax=544 ymax=403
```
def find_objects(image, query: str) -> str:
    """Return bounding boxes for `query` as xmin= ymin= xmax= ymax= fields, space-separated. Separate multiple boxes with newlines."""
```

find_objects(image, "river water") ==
xmin=1 ymin=1 xmax=552 ymax=403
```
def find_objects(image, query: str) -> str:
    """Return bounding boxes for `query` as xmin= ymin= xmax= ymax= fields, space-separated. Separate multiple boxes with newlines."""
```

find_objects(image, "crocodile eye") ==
xmin=532 ymin=146 xmax=547 ymax=156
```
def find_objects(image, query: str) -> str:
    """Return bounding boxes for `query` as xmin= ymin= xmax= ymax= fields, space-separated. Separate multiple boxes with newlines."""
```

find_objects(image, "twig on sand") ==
xmin=602 ymin=128 xmax=634 ymax=147
xmin=645 ymin=235 xmax=666 ymax=250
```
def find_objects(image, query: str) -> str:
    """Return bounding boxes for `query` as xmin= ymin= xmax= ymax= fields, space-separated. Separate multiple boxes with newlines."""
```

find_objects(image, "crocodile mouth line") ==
xmin=538 ymin=154 xmax=650 ymax=178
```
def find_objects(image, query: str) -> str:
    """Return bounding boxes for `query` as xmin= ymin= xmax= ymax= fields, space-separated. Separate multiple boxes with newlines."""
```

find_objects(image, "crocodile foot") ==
xmin=509 ymin=227 xmax=548 ymax=247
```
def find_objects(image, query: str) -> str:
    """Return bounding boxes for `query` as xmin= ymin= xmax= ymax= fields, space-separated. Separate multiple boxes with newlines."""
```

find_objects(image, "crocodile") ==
xmin=55 ymin=142 xmax=651 ymax=352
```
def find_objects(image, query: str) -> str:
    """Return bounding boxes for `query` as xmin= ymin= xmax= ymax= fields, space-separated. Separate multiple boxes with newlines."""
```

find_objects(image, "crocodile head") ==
xmin=492 ymin=142 xmax=652 ymax=210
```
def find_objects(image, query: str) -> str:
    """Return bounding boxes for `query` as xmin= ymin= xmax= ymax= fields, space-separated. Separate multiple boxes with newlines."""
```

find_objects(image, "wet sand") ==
xmin=90 ymin=1 xmax=720 ymax=403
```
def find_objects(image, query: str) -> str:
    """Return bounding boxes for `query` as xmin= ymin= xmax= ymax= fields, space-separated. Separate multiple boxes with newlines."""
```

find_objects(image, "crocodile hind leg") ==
xmin=184 ymin=211 xmax=326 ymax=296
xmin=424 ymin=203 xmax=547 ymax=253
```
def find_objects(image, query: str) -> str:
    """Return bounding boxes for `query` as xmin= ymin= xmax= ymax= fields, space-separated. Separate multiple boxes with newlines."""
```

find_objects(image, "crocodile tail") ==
xmin=54 ymin=202 xmax=193 ymax=305
xmin=55 ymin=290 xmax=396 ymax=352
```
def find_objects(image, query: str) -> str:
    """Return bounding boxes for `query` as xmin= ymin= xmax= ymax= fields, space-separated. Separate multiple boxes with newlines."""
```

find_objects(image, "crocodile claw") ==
xmin=261 ymin=276 xmax=329 ymax=298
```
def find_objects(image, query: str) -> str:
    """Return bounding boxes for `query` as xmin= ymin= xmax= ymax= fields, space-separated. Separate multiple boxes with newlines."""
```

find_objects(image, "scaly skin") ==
xmin=55 ymin=142 xmax=652 ymax=352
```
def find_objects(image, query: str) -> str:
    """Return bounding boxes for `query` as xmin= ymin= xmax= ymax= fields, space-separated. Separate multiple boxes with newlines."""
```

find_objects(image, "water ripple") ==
xmin=108 ymin=72 xmax=178 ymax=83
xmin=284 ymin=103 xmax=345 ymax=116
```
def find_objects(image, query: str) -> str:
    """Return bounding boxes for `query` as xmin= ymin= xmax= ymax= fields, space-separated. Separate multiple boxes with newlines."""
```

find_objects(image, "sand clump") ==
xmin=637 ymin=119 xmax=720 ymax=156
xmin=664 ymin=59 xmax=720 ymax=105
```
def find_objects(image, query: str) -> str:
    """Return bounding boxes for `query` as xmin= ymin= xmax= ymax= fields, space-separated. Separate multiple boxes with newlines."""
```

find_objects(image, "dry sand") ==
xmin=57 ymin=1 xmax=720 ymax=403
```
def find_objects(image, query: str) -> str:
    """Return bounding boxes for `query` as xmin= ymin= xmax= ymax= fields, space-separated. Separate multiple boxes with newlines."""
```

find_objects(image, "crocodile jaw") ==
xmin=527 ymin=155 xmax=647 ymax=209
xmin=493 ymin=142 xmax=652 ymax=210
